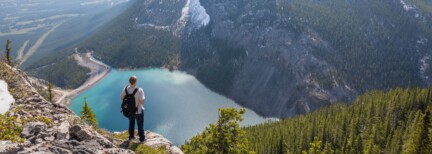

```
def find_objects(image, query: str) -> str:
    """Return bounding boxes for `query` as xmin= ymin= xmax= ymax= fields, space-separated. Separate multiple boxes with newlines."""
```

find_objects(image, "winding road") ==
xmin=55 ymin=51 xmax=111 ymax=104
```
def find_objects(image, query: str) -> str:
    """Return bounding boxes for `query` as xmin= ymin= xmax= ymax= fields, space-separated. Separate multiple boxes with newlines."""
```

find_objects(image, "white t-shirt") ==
xmin=120 ymin=86 xmax=145 ymax=114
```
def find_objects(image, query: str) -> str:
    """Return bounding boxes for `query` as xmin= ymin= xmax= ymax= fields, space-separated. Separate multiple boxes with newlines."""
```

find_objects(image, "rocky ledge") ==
xmin=0 ymin=63 xmax=183 ymax=154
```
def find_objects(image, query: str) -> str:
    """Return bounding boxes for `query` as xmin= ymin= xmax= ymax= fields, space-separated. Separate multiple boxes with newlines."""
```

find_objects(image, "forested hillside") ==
xmin=29 ymin=0 xmax=432 ymax=117
xmin=75 ymin=0 xmax=184 ymax=69
xmin=244 ymin=88 xmax=432 ymax=153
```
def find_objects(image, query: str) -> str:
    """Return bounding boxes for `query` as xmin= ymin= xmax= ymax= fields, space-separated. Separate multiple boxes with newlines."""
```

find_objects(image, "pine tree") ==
xmin=278 ymin=135 xmax=285 ymax=154
xmin=47 ymin=81 xmax=53 ymax=102
xmin=303 ymin=137 xmax=322 ymax=154
xmin=80 ymin=97 xmax=98 ymax=127
xmin=243 ymin=88 xmax=432 ymax=153
xmin=181 ymin=108 xmax=253 ymax=154
xmin=403 ymin=111 xmax=423 ymax=154
xmin=5 ymin=40 xmax=12 ymax=66
xmin=419 ymin=108 xmax=432 ymax=153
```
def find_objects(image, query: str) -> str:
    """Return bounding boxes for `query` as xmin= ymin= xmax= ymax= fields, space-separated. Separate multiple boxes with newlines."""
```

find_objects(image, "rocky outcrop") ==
xmin=119 ymin=131 xmax=183 ymax=154
xmin=0 ymin=63 xmax=182 ymax=154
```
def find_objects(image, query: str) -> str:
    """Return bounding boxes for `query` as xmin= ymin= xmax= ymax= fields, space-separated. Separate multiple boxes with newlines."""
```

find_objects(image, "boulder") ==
xmin=0 ymin=142 xmax=20 ymax=153
xmin=69 ymin=125 xmax=93 ymax=141
xmin=55 ymin=122 xmax=70 ymax=139
xmin=170 ymin=146 xmax=184 ymax=154
xmin=144 ymin=131 xmax=164 ymax=139
xmin=21 ymin=122 xmax=47 ymax=138
xmin=96 ymin=136 xmax=115 ymax=148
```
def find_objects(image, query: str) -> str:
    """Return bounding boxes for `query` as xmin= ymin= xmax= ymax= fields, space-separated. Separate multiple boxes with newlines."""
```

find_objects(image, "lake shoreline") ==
xmin=63 ymin=53 xmax=278 ymax=122
xmin=68 ymin=68 xmax=272 ymax=145
xmin=56 ymin=51 xmax=111 ymax=105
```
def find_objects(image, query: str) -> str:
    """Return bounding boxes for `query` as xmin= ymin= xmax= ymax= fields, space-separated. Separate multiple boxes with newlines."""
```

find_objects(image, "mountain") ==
xmin=0 ymin=62 xmax=183 ymax=153
xmin=30 ymin=0 xmax=432 ymax=118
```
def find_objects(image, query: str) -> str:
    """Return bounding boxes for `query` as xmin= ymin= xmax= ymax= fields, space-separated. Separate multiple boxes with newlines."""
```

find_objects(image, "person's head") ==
xmin=129 ymin=76 xmax=137 ymax=86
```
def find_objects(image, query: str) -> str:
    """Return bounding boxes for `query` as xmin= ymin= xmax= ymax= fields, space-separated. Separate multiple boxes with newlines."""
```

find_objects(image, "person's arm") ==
xmin=120 ymin=88 xmax=125 ymax=101
xmin=139 ymin=89 xmax=145 ymax=106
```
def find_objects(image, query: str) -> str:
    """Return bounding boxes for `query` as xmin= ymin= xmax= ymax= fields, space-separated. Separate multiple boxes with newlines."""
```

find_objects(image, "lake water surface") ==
xmin=70 ymin=69 xmax=267 ymax=145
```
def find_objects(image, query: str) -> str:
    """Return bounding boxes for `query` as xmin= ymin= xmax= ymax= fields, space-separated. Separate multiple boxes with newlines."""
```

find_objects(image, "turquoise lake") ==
xmin=70 ymin=69 xmax=268 ymax=145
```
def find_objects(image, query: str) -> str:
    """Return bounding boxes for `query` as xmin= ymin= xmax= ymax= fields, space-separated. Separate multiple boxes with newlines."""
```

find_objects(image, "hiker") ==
xmin=121 ymin=75 xmax=145 ymax=142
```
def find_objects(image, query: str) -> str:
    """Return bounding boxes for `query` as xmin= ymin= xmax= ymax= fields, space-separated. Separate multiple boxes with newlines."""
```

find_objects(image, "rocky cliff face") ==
xmin=0 ymin=63 xmax=183 ymax=154
xmin=180 ymin=0 xmax=432 ymax=117
xmin=182 ymin=0 xmax=357 ymax=117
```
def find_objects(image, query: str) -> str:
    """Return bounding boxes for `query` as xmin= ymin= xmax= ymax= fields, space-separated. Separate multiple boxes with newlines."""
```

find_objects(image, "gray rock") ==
xmin=96 ymin=136 xmax=115 ymax=148
xmin=25 ymin=97 xmax=42 ymax=103
xmin=69 ymin=125 xmax=93 ymax=141
xmin=47 ymin=146 xmax=72 ymax=154
xmin=44 ymin=136 xmax=55 ymax=142
xmin=0 ymin=142 xmax=20 ymax=153
xmin=55 ymin=122 xmax=70 ymax=139
xmin=21 ymin=122 xmax=47 ymax=138
xmin=101 ymin=148 xmax=134 ymax=154
xmin=170 ymin=146 xmax=184 ymax=154
xmin=34 ymin=138 xmax=44 ymax=144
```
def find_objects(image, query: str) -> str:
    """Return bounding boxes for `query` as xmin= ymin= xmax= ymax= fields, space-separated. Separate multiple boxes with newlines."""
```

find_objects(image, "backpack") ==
xmin=121 ymin=86 xmax=138 ymax=118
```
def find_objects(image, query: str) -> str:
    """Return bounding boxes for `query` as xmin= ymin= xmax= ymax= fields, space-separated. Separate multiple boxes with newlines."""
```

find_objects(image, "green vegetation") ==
xmin=243 ymin=88 xmax=432 ymax=153
xmin=181 ymin=108 xmax=254 ymax=154
xmin=195 ymin=39 xmax=246 ymax=94
xmin=47 ymin=80 xmax=53 ymax=102
xmin=276 ymin=0 xmax=429 ymax=92
xmin=131 ymin=143 xmax=165 ymax=154
xmin=78 ymin=0 xmax=181 ymax=69
xmin=411 ymin=0 xmax=432 ymax=14
xmin=80 ymin=97 xmax=98 ymax=127
xmin=36 ymin=115 xmax=53 ymax=126
xmin=0 ymin=112 xmax=25 ymax=143
xmin=110 ymin=131 xmax=165 ymax=154
xmin=5 ymin=40 xmax=13 ymax=66
xmin=27 ymin=56 xmax=90 ymax=89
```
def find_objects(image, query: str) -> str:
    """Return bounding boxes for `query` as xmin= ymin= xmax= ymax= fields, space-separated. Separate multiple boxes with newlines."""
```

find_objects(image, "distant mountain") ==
xmin=31 ymin=0 xmax=432 ymax=118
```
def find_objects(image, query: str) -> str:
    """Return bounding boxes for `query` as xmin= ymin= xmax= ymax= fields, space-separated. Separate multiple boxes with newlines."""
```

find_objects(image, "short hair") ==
xmin=129 ymin=76 xmax=137 ymax=85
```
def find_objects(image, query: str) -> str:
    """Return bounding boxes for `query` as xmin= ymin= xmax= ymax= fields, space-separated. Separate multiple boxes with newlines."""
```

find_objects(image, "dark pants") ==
xmin=129 ymin=113 xmax=145 ymax=141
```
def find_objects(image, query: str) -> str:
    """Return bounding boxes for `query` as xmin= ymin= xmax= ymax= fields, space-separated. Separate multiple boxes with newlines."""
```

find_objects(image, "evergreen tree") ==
xmin=243 ymin=88 xmax=432 ymax=153
xmin=80 ymin=97 xmax=98 ymax=127
xmin=5 ymin=40 xmax=12 ymax=66
xmin=419 ymin=108 xmax=432 ymax=153
xmin=303 ymin=137 xmax=322 ymax=154
xmin=181 ymin=108 xmax=253 ymax=154
xmin=47 ymin=80 xmax=53 ymax=102
xmin=278 ymin=135 xmax=285 ymax=154
xmin=322 ymin=143 xmax=334 ymax=154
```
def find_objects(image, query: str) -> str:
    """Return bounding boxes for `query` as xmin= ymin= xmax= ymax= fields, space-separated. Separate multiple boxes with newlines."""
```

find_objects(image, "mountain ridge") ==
xmin=29 ymin=0 xmax=432 ymax=118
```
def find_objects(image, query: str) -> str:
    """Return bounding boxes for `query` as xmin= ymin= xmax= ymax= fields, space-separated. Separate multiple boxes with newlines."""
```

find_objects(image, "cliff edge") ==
xmin=0 ymin=62 xmax=182 ymax=154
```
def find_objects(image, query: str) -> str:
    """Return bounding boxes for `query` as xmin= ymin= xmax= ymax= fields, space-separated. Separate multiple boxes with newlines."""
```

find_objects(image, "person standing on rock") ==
xmin=121 ymin=76 xmax=146 ymax=143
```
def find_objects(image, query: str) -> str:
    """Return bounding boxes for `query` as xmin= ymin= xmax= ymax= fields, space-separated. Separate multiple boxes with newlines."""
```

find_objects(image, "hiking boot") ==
xmin=139 ymin=139 xmax=145 ymax=144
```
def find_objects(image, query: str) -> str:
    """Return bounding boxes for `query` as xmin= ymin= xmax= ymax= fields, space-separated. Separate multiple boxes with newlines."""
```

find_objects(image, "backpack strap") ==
xmin=131 ymin=88 xmax=139 ymax=96
xmin=124 ymin=86 xmax=130 ymax=95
